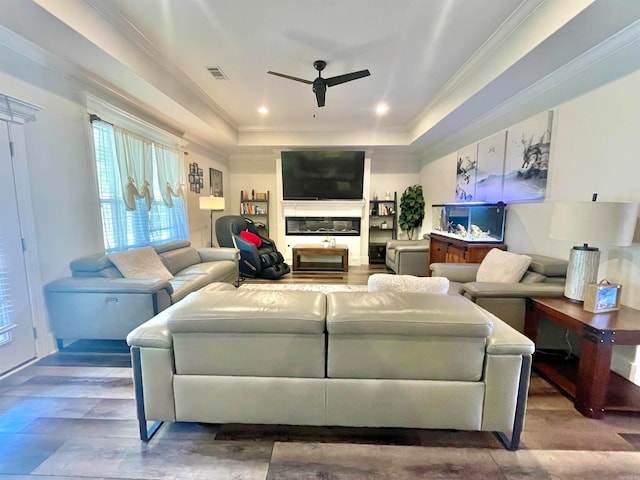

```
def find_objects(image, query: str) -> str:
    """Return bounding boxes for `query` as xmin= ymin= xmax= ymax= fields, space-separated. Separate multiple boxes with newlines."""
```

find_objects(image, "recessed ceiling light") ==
xmin=376 ymin=103 xmax=389 ymax=115
xmin=258 ymin=107 xmax=268 ymax=114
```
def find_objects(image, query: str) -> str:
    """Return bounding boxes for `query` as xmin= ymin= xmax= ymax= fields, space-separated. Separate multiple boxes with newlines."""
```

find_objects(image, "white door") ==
xmin=0 ymin=119 xmax=36 ymax=374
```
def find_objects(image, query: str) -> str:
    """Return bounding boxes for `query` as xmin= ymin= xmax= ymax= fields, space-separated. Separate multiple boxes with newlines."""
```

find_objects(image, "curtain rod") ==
xmin=89 ymin=113 xmax=113 ymax=125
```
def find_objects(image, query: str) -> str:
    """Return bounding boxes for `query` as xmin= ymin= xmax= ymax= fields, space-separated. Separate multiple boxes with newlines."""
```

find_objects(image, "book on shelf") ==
xmin=241 ymin=203 xmax=266 ymax=215
xmin=375 ymin=204 xmax=394 ymax=216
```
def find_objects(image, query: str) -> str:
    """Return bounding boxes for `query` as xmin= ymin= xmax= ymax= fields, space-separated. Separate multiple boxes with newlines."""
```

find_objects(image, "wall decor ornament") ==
xmin=188 ymin=162 xmax=202 ymax=194
xmin=455 ymin=144 xmax=478 ymax=201
xmin=475 ymin=132 xmax=507 ymax=202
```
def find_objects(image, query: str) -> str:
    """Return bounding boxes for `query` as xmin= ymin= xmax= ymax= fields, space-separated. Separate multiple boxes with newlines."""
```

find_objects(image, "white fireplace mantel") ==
xmin=281 ymin=200 xmax=366 ymax=218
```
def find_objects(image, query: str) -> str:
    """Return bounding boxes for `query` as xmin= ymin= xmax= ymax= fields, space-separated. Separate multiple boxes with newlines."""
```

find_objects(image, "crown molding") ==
xmin=0 ymin=93 xmax=43 ymax=124
xmin=417 ymin=16 xmax=640 ymax=164
xmin=84 ymin=0 xmax=238 ymax=130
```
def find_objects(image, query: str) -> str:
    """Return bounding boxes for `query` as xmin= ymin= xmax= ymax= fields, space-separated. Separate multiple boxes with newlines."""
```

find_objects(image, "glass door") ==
xmin=0 ymin=119 xmax=36 ymax=374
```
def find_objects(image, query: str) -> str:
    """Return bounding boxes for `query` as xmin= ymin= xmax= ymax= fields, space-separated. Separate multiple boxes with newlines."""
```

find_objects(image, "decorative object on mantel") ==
xmin=583 ymin=280 xmax=621 ymax=313
xmin=188 ymin=160 xmax=203 ymax=193
xmin=549 ymin=193 xmax=638 ymax=302
xmin=399 ymin=185 xmax=425 ymax=240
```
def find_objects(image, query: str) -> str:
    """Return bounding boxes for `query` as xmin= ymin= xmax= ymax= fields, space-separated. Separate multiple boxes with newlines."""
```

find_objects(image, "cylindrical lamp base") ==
xmin=564 ymin=247 xmax=600 ymax=302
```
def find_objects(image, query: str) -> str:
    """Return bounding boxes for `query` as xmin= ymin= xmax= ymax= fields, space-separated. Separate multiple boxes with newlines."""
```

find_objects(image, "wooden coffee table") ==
xmin=292 ymin=244 xmax=349 ymax=272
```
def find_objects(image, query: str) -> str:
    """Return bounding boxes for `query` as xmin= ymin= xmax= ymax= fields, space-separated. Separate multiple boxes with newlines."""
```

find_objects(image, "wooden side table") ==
xmin=525 ymin=297 xmax=640 ymax=418
xmin=292 ymin=244 xmax=349 ymax=272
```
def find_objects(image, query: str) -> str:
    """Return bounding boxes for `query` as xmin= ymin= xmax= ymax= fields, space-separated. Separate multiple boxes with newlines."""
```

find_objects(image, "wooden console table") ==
xmin=292 ymin=244 xmax=349 ymax=272
xmin=525 ymin=297 xmax=640 ymax=419
xmin=428 ymin=233 xmax=506 ymax=274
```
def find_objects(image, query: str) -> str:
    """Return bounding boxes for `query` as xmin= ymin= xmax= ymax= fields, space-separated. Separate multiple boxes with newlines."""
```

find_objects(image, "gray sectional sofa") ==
xmin=127 ymin=284 xmax=534 ymax=450
xmin=430 ymin=254 xmax=568 ymax=333
xmin=45 ymin=241 xmax=239 ymax=347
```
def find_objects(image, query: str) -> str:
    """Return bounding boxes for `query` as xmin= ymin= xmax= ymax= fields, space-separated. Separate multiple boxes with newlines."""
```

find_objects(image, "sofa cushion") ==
xmin=240 ymin=230 xmax=262 ymax=247
xmin=527 ymin=254 xmax=568 ymax=277
xmin=476 ymin=249 xmax=531 ymax=283
xmin=159 ymin=246 xmax=201 ymax=275
xmin=176 ymin=261 xmax=238 ymax=282
xmin=70 ymin=253 xmax=123 ymax=278
xmin=326 ymin=292 xmax=492 ymax=337
xmin=169 ymin=274 xmax=213 ymax=303
xmin=167 ymin=289 xmax=326 ymax=334
xmin=326 ymin=292 xmax=492 ymax=381
xmin=167 ymin=289 xmax=326 ymax=378
xmin=367 ymin=274 xmax=449 ymax=294
xmin=108 ymin=247 xmax=173 ymax=281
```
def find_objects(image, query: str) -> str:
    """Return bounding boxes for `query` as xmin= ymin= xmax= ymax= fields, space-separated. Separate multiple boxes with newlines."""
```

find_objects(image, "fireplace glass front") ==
xmin=285 ymin=217 xmax=360 ymax=236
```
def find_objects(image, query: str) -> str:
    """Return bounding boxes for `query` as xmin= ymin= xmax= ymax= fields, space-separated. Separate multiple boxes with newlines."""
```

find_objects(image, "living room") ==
xmin=2 ymin=0 xmax=640 ymax=476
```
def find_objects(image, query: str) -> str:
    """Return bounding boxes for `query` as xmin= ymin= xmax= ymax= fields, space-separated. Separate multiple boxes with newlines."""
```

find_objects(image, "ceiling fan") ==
xmin=267 ymin=60 xmax=370 ymax=107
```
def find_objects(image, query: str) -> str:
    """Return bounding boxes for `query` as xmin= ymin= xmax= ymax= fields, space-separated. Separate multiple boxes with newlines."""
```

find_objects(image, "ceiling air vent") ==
xmin=206 ymin=66 xmax=228 ymax=80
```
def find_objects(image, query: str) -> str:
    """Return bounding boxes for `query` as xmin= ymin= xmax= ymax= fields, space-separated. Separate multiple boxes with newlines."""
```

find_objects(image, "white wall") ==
xmin=183 ymin=145 xmax=230 ymax=248
xmin=419 ymin=67 xmax=640 ymax=382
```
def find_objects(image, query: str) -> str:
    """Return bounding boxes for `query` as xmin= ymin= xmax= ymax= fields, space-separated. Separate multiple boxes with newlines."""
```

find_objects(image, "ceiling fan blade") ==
xmin=314 ymin=82 xmax=326 ymax=107
xmin=267 ymin=71 xmax=313 ymax=84
xmin=325 ymin=69 xmax=371 ymax=87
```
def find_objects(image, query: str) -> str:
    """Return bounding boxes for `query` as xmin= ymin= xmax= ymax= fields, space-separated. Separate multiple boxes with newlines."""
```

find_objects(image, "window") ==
xmin=91 ymin=119 xmax=188 ymax=252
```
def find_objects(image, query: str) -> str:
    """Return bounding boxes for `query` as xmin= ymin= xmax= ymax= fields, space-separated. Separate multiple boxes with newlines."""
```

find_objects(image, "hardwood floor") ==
xmin=3 ymin=264 xmax=640 ymax=479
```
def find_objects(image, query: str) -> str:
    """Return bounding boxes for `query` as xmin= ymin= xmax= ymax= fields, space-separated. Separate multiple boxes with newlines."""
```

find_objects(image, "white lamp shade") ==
xmin=550 ymin=202 xmax=638 ymax=246
xmin=199 ymin=196 xmax=225 ymax=211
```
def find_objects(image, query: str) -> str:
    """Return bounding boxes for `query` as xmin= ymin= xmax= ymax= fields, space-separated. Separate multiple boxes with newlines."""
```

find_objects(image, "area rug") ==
xmin=239 ymin=283 xmax=368 ymax=293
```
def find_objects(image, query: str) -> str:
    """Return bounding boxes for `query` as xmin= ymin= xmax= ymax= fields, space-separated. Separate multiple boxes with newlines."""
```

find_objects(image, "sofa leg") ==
xmin=131 ymin=346 xmax=163 ymax=441
xmin=495 ymin=355 xmax=531 ymax=451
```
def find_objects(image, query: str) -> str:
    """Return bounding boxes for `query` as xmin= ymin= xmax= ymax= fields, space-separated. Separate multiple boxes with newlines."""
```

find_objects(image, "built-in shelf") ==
xmin=368 ymin=192 xmax=397 ymax=264
xmin=240 ymin=190 xmax=269 ymax=236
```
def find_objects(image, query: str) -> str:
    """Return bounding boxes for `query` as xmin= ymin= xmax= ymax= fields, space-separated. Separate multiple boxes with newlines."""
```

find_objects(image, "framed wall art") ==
xmin=502 ymin=111 xmax=553 ymax=203
xmin=188 ymin=162 xmax=203 ymax=193
xmin=210 ymin=168 xmax=223 ymax=197
xmin=474 ymin=132 xmax=507 ymax=203
xmin=455 ymin=143 xmax=478 ymax=201
xmin=453 ymin=111 xmax=553 ymax=204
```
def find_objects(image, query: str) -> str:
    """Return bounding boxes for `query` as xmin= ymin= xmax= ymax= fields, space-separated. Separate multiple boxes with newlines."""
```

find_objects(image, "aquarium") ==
xmin=431 ymin=202 xmax=506 ymax=242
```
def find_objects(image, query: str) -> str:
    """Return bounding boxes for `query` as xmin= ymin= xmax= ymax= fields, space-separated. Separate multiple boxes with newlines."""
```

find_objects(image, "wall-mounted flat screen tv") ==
xmin=281 ymin=150 xmax=365 ymax=200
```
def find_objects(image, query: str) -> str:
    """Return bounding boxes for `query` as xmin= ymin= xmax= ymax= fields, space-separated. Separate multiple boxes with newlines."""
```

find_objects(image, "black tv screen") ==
xmin=281 ymin=151 xmax=365 ymax=200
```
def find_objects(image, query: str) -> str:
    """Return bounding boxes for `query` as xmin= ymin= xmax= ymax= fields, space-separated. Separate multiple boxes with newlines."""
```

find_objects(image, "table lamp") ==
xmin=549 ymin=195 xmax=638 ymax=302
xmin=199 ymin=196 xmax=225 ymax=247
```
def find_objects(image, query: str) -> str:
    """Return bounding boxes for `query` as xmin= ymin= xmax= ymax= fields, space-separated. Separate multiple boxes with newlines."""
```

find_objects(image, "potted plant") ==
xmin=399 ymin=184 xmax=425 ymax=240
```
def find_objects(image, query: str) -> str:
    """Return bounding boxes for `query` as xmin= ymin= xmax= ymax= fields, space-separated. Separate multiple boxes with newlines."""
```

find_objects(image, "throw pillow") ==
xmin=108 ymin=246 xmax=173 ymax=280
xmin=367 ymin=273 xmax=450 ymax=294
xmin=476 ymin=248 xmax=532 ymax=283
xmin=239 ymin=230 xmax=262 ymax=247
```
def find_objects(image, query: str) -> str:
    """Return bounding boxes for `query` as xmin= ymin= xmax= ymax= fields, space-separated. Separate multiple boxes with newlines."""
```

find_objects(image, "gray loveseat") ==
xmin=45 ymin=241 xmax=239 ymax=347
xmin=127 ymin=284 xmax=534 ymax=450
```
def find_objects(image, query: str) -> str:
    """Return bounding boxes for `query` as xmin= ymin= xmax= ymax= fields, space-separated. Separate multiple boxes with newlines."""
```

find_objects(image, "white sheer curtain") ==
xmin=92 ymin=120 xmax=188 ymax=252
xmin=155 ymin=142 xmax=185 ymax=207
xmin=113 ymin=126 xmax=153 ymax=211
